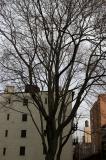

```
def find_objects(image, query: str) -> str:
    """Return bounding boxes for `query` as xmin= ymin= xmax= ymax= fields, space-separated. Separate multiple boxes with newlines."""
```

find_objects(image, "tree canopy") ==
xmin=0 ymin=0 xmax=106 ymax=160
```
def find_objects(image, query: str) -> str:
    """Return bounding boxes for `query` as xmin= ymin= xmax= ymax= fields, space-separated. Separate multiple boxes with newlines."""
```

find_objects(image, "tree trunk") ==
xmin=45 ymin=119 xmax=58 ymax=160
xmin=45 ymin=152 xmax=55 ymax=160
xmin=45 ymin=141 xmax=57 ymax=160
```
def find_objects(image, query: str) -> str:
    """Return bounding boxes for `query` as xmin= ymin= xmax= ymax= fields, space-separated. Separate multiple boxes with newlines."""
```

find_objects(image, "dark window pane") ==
xmin=3 ymin=148 xmax=6 ymax=156
xmin=21 ymin=130 xmax=26 ymax=138
xmin=5 ymin=130 xmax=8 ymax=137
xmin=7 ymin=114 xmax=10 ymax=120
xmin=8 ymin=98 xmax=11 ymax=104
xmin=45 ymin=98 xmax=47 ymax=104
xmin=23 ymin=99 xmax=28 ymax=106
xmin=7 ymin=98 xmax=11 ymax=104
xmin=22 ymin=114 xmax=27 ymax=121
xmin=20 ymin=146 xmax=25 ymax=156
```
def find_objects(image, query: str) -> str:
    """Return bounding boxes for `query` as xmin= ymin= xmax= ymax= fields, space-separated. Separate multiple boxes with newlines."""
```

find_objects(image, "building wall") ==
xmin=90 ymin=100 xmax=101 ymax=153
xmin=99 ymin=95 xmax=106 ymax=126
xmin=84 ymin=127 xmax=91 ymax=143
xmin=0 ymin=92 xmax=44 ymax=160
xmin=0 ymin=87 xmax=73 ymax=160
xmin=90 ymin=94 xmax=106 ymax=154
xmin=79 ymin=143 xmax=93 ymax=160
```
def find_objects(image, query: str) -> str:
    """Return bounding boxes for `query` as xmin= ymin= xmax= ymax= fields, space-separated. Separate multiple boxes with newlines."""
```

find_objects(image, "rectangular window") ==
xmin=45 ymin=98 xmax=47 ymax=104
xmin=8 ymin=98 xmax=11 ymax=104
xmin=22 ymin=114 xmax=27 ymax=121
xmin=23 ymin=99 xmax=28 ymax=106
xmin=21 ymin=130 xmax=26 ymax=138
xmin=20 ymin=146 xmax=25 ymax=156
xmin=3 ymin=148 xmax=6 ymax=156
xmin=6 ymin=98 xmax=11 ymax=104
xmin=7 ymin=114 xmax=10 ymax=120
xmin=5 ymin=130 xmax=8 ymax=137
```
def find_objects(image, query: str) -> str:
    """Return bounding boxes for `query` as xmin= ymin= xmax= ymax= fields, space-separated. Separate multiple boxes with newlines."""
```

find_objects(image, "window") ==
xmin=7 ymin=114 xmax=10 ymax=120
xmin=7 ymin=98 xmax=11 ymax=104
xmin=3 ymin=148 xmax=6 ymax=156
xmin=20 ymin=146 xmax=25 ymax=156
xmin=45 ymin=98 xmax=47 ymax=104
xmin=23 ymin=99 xmax=28 ymax=106
xmin=21 ymin=130 xmax=26 ymax=138
xmin=5 ymin=130 xmax=8 ymax=137
xmin=22 ymin=114 xmax=27 ymax=121
xmin=8 ymin=98 xmax=11 ymax=104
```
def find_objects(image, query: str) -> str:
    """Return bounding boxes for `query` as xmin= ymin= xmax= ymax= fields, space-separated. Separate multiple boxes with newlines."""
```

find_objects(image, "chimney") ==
xmin=25 ymin=85 xmax=40 ymax=93
xmin=4 ymin=86 xmax=15 ymax=93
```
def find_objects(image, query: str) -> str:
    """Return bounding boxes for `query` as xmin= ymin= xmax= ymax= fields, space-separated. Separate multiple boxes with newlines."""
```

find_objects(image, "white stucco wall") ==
xmin=0 ymin=88 xmax=73 ymax=160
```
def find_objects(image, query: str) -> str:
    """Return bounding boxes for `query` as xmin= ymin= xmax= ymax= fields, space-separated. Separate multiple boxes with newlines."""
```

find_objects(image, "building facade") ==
xmin=83 ymin=120 xmax=91 ymax=143
xmin=0 ymin=86 xmax=73 ymax=160
xmin=90 ymin=94 xmax=106 ymax=154
xmin=77 ymin=120 xmax=92 ymax=159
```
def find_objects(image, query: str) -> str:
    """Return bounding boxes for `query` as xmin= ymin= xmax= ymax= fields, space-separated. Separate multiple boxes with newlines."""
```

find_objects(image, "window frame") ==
xmin=3 ymin=148 xmax=6 ymax=156
xmin=20 ymin=146 xmax=25 ymax=156
xmin=5 ymin=130 xmax=8 ymax=137
xmin=45 ymin=98 xmax=47 ymax=104
xmin=21 ymin=130 xmax=27 ymax=138
xmin=7 ymin=114 xmax=10 ymax=120
xmin=23 ymin=98 xmax=28 ymax=106
xmin=22 ymin=114 xmax=27 ymax=122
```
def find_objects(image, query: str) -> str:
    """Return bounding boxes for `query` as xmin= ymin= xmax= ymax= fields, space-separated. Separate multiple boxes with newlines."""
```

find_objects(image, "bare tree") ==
xmin=0 ymin=0 xmax=106 ymax=160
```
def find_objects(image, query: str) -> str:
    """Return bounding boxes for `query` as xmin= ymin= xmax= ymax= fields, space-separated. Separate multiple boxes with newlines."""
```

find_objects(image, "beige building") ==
xmin=0 ymin=86 xmax=73 ymax=160
xmin=83 ymin=120 xmax=91 ymax=143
